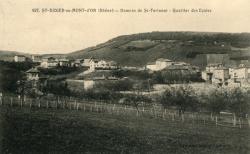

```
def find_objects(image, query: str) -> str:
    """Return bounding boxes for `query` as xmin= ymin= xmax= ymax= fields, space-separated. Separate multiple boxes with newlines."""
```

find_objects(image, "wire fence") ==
xmin=0 ymin=94 xmax=250 ymax=129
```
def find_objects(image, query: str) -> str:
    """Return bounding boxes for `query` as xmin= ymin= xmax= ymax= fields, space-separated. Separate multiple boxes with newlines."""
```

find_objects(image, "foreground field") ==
xmin=0 ymin=107 xmax=249 ymax=153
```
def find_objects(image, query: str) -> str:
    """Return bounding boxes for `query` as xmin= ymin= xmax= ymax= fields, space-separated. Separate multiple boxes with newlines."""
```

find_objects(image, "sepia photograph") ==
xmin=0 ymin=0 xmax=250 ymax=153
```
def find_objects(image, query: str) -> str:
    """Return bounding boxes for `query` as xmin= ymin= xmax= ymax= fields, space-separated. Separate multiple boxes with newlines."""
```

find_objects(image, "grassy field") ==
xmin=0 ymin=107 xmax=250 ymax=153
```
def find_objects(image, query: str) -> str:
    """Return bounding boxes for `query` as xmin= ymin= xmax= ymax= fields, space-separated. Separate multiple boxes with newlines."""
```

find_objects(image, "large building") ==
xmin=14 ymin=55 xmax=27 ymax=62
xmin=146 ymin=58 xmax=174 ymax=71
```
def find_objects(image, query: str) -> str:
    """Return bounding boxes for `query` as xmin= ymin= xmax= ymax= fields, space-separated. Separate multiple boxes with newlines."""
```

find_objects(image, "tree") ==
xmin=205 ymin=89 xmax=228 ymax=115
xmin=228 ymin=88 xmax=249 ymax=117
xmin=160 ymin=85 xmax=199 ymax=116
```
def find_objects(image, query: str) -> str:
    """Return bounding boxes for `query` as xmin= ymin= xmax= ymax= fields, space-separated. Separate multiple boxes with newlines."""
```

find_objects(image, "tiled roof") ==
xmin=26 ymin=67 xmax=39 ymax=73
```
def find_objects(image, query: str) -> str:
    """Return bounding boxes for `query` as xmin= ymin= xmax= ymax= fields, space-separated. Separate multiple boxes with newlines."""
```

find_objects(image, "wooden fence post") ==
xmin=29 ymin=100 xmax=32 ymax=108
xmin=74 ymin=100 xmax=77 ymax=110
xmin=83 ymin=104 xmax=86 ymax=112
xmin=233 ymin=114 xmax=237 ymax=127
xmin=46 ymin=100 xmax=49 ymax=109
xmin=10 ymin=97 xmax=13 ymax=107
xmin=0 ymin=93 xmax=2 ymax=106
xmin=181 ymin=114 xmax=185 ymax=122
xmin=239 ymin=118 xmax=242 ymax=129
xmin=38 ymin=100 xmax=41 ymax=108
xmin=215 ymin=116 xmax=218 ymax=127
xmin=112 ymin=104 xmax=116 ymax=112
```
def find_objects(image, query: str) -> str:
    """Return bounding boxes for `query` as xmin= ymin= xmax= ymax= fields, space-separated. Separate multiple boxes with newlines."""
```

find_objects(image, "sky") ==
xmin=0 ymin=0 xmax=249 ymax=54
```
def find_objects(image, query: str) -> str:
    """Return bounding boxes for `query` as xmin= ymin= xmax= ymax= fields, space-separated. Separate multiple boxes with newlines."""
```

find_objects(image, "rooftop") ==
xmin=156 ymin=58 xmax=172 ymax=62
xmin=26 ymin=67 xmax=40 ymax=73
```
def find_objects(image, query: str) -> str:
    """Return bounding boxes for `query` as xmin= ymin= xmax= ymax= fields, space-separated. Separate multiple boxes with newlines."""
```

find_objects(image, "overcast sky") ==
xmin=0 ymin=0 xmax=249 ymax=54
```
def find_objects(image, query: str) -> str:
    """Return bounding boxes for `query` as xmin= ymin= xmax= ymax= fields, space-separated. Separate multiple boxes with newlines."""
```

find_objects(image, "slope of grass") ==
xmin=0 ymin=107 xmax=249 ymax=153
xmin=68 ymin=32 xmax=250 ymax=66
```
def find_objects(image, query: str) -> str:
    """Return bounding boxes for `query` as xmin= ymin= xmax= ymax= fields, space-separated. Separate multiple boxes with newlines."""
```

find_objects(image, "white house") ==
xmin=58 ymin=58 xmax=70 ymax=67
xmin=14 ymin=55 xmax=27 ymax=62
xmin=229 ymin=64 xmax=248 ymax=79
xmin=40 ymin=57 xmax=58 ymax=68
xmin=146 ymin=58 xmax=173 ymax=71
xmin=89 ymin=59 xmax=118 ymax=71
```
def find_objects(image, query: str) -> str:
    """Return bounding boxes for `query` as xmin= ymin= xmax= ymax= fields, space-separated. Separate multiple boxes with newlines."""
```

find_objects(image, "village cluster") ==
xmin=13 ymin=52 xmax=250 ymax=93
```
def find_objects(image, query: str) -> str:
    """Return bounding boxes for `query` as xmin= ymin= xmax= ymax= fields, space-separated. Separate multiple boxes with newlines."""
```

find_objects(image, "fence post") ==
xmin=38 ymin=100 xmax=41 ymax=108
xmin=0 ymin=93 xmax=2 ymax=106
xmin=76 ymin=103 xmax=79 ymax=110
xmin=239 ymin=118 xmax=242 ymax=129
xmin=74 ymin=100 xmax=77 ymax=110
xmin=46 ymin=100 xmax=49 ymax=109
xmin=29 ymin=100 xmax=32 ymax=108
xmin=10 ymin=97 xmax=13 ymax=107
xmin=181 ymin=114 xmax=185 ymax=122
xmin=233 ymin=114 xmax=236 ymax=127
xmin=83 ymin=104 xmax=86 ymax=112
xmin=215 ymin=116 xmax=218 ymax=127
xmin=112 ymin=104 xmax=116 ymax=112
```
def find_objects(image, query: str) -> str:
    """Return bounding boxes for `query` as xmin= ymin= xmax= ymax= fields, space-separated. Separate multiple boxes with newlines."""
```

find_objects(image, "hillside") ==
xmin=68 ymin=32 xmax=250 ymax=66
xmin=0 ymin=50 xmax=27 ymax=61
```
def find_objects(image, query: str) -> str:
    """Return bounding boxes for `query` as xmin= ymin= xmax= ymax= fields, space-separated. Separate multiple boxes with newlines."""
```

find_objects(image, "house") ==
xmin=211 ymin=67 xmax=230 ymax=85
xmin=31 ymin=55 xmax=42 ymax=63
xmin=26 ymin=67 xmax=40 ymax=89
xmin=71 ymin=59 xmax=84 ymax=67
xmin=229 ymin=64 xmax=249 ymax=79
xmin=40 ymin=57 xmax=58 ymax=68
xmin=146 ymin=58 xmax=173 ymax=71
xmin=26 ymin=67 xmax=48 ymax=92
xmin=202 ymin=64 xmax=222 ymax=81
xmin=58 ymin=58 xmax=70 ymax=67
xmin=14 ymin=55 xmax=27 ymax=62
xmin=89 ymin=59 xmax=118 ymax=70
xmin=26 ymin=67 xmax=40 ymax=81
xmin=202 ymin=64 xmax=229 ymax=86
